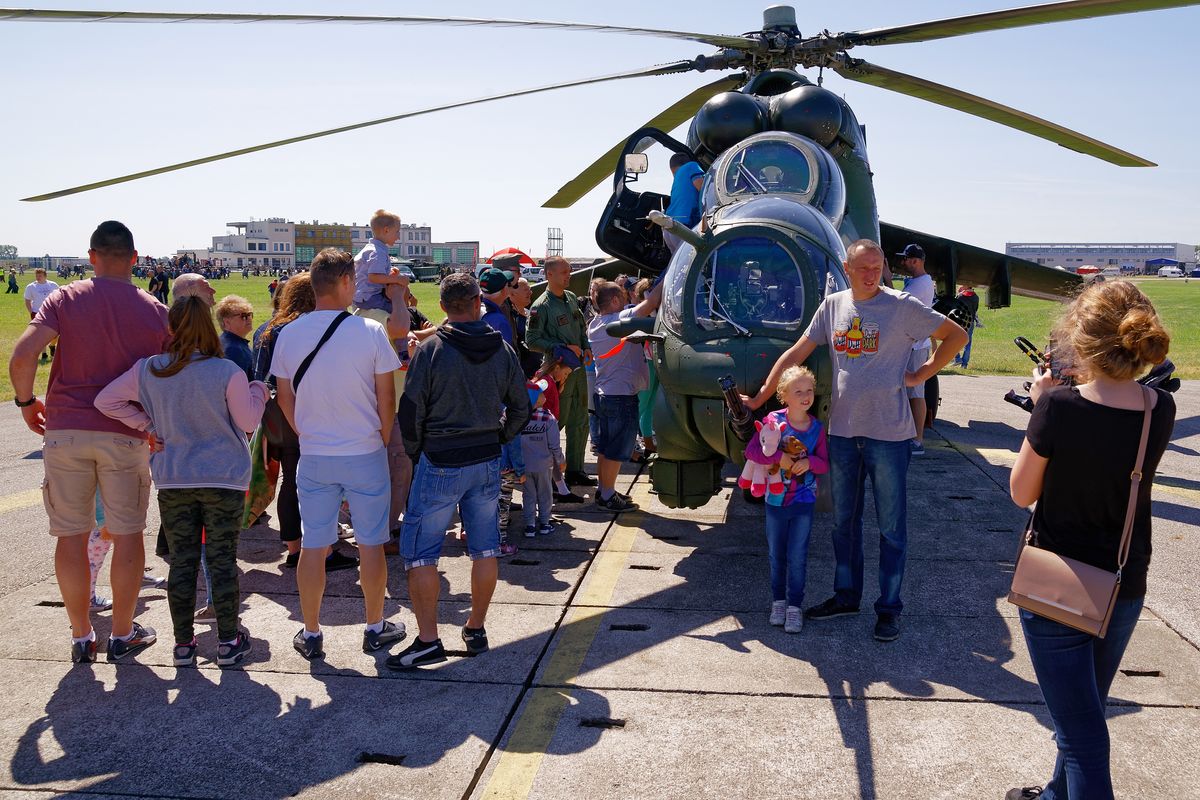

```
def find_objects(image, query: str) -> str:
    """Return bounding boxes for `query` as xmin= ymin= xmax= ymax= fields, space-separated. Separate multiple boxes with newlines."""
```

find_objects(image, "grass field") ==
xmin=1 ymin=273 xmax=1195 ymax=400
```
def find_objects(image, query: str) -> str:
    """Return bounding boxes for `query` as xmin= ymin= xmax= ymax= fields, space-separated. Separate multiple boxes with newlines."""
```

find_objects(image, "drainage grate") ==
xmin=356 ymin=752 xmax=406 ymax=766
xmin=609 ymin=623 xmax=650 ymax=632
xmin=657 ymin=536 xmax=681 ymax=541
xmin=988 ymin=527 xmax=1012 ymax=533
xmin=1120 ymin=669 xmax=1162 ymax=678
xmin=947 ymin=495 xmax=974 ymax=500
xmin=36 ymin=601 xmax=65 ymax=608
xmin=628 ymin=564 xmax=660 ymax=571
xmin=443 ymin=649 xmax=474 ymax=658
xmin=580 ymin=717 xmax=626 ymax=729
xmin=508 ymin=559 xmax=540 ymax=566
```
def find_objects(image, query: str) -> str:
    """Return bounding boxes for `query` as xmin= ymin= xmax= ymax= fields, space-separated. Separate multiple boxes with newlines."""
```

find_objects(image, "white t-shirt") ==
xmin=902 ymin=274 xmax=935 ymax=350
xmin=271 ymin=310 xmax=401 ymax=456
xmin=24 ymin=280 xmax=59 ymax=313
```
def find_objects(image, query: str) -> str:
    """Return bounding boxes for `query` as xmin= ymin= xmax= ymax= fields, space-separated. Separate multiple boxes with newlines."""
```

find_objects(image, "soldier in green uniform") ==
xmin=527 ymin=256 xmax=595 ymax=487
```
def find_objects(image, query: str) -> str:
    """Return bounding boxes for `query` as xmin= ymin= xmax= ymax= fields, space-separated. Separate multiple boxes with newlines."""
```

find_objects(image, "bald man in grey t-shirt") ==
xmin=747 ymin=240 xmax=966 ymax=642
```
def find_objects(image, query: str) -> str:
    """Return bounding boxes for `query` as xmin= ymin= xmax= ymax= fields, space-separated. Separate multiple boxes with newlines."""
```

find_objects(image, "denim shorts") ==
xmin=296 ymin=448 xmax=390 ymax=549
xmin=401 ymin=456 xmax=501 ymax=569
xmin=594 ymin=394 xmax=639 ymax=461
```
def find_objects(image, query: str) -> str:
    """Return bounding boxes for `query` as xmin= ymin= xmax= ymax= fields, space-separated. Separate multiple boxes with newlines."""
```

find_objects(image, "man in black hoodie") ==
xmin=388 ymin=272 xmax=530 ymax=669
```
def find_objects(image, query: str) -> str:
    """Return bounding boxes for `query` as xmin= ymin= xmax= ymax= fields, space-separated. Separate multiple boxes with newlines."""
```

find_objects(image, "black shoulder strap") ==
xmin=293 ymin=311 xmax=351 ymax=391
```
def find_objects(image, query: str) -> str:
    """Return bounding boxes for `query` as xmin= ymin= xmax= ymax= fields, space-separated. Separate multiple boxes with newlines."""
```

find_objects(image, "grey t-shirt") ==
xmin=588 ymin=307 xmax=649 ymax=396
xmin=803 ymin=287 xmax=945 ymax=441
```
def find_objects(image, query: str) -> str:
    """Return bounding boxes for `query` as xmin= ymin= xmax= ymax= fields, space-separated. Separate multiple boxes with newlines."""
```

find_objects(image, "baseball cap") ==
xmin=492 ymin=253 xmax=522 ymax=272
xmin=550 ymin=344 xmax=582 ymax=370
xmin=527 ymin=378 xmax=549 ymax=407
xmin=480 ymin=268 xmax=514 ymax=294
xmin=897 ymin=244 xmax=925 ymax=260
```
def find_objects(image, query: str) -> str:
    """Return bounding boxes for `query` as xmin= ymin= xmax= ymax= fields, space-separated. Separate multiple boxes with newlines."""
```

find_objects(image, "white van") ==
xmin=1157 ymin=266 xmax=1183 ymax=278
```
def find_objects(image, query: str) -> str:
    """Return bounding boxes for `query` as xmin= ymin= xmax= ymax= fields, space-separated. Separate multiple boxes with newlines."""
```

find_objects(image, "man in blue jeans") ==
xmin=389 ymin=273 xmax=530 ymax=669
xmin=745 ymin=240 xmax=967 ymax=641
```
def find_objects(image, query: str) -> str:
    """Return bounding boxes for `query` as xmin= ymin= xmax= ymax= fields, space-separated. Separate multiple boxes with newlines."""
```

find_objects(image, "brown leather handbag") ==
xmin=1008 ymin=386 xmax=1153 ymax=638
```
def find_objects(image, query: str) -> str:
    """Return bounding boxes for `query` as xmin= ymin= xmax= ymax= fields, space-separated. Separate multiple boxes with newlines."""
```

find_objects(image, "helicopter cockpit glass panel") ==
xmin=721 ymin=139 xmax=815 ymax=200
xmin=694 ymin=236 xmax=806 ymax=333
xmin=660 ymin=239 xmax=694 ymax=335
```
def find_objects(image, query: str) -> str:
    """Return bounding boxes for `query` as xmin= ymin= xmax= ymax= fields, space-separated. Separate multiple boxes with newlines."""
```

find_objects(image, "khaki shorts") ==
xmin=907 ymin=346 xmax=931 ymax=399
xmin=42 ymin=429 xmax=152 ymax=536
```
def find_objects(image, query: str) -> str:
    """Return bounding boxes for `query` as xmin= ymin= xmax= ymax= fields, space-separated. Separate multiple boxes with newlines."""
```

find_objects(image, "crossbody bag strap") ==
xmin=293 ymin=311 xmax=351 ymax=391
xmin=1116 ymin=386 xmax=1154 ymax=572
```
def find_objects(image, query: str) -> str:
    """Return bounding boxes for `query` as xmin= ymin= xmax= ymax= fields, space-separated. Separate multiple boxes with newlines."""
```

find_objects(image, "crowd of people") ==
xmin=8 ymin=215 xmax=1176 ymax=800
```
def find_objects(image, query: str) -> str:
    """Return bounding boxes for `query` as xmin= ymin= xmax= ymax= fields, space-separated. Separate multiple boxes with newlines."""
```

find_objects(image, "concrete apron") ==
xmin=2 ymin=379 xmax=1198 ymax=799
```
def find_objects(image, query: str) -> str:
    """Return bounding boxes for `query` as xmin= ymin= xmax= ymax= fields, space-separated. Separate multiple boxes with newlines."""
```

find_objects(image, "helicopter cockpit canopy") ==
xmin=702 ymin=131 xmax=846 ymax=229
xmin=660 ymin=198 xmax=848 ymax=339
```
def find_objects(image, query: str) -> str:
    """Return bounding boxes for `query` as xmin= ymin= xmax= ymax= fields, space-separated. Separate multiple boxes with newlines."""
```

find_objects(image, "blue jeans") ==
xmin=401 ymin=456 xmax=501 ymax=569
xmin=1020 ymin=597 xmax=1143 ymax=800
xmin=827 ymin=435 xmax=911 ymax=615
xmin=764 ymin=502 xmax=814 ymax=607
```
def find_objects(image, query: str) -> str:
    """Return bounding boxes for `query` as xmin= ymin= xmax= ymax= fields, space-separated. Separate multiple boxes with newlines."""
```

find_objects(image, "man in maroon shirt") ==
xmin=9 ymin=221 xmax=170 ymax=664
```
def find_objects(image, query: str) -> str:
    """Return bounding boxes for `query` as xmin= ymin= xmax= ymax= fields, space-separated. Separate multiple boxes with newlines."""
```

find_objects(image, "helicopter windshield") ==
xmin=722 ymin=139 xmax=814 ymax=198
xmin=694 ymin=236 xmax=806 ymax=332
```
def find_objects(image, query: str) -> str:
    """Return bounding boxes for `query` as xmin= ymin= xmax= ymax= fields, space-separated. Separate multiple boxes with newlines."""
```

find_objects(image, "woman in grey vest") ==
xmin=96 ymin=297 xmax=269 ymax=668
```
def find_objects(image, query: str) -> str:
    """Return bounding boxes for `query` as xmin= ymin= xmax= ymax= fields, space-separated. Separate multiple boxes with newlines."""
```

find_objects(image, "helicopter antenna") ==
xmin=817 ymin=66 xmax=824 ymax=86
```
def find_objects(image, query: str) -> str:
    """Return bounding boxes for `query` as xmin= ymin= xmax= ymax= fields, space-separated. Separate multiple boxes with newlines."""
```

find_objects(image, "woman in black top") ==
xmin=1007 ymin=281 xmax=1175 ymax=800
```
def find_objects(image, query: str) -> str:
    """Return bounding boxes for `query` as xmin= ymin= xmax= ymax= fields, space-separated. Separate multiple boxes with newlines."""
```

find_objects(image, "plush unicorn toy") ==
xmin=738 ymin=417 xmax=785 ymax=497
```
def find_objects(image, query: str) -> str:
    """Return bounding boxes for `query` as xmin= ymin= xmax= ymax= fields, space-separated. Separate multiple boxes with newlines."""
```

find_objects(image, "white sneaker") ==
xmin=784 ymin=606 xmax=803 ymax=634
xmin=769 ymin=600 xmax=786 ymax=626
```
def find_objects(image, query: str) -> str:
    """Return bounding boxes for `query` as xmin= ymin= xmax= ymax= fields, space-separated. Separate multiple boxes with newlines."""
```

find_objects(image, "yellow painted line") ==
xmin=1154 ymin=482 xmax=1200 ymax=504
xmin=0 ymin=488 xmax=41 ymax=514
xmin=479 ymin=511 xmax=640 ymax=800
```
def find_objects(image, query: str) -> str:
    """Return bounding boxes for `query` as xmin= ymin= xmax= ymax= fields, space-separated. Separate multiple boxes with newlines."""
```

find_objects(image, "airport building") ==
xmin=1005 ymin=242 xmax=1196 ymax=273
xmin=295 ymin=221 xmax=373 ymax=266
xmin=207 ymin=218 xmax=296 ymax=270
xmin=430 ymin=241 xmax=479 ymax=266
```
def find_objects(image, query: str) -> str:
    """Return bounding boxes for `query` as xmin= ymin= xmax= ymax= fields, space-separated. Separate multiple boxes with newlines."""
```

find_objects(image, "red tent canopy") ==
xmin=485 ymin=247 xmax=537 ymax=267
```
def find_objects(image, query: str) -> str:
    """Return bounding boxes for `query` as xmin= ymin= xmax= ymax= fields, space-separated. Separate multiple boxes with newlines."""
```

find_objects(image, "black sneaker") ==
xmin=537 ymin=523 xmax=555 ymax=536
xmin=595 ymin=492 xmax=638 ymax=513
xmin=325 ymin=549 xmax=359 ymax=572
xmin=461 ymin=625 xmax=489 ymax=655
xmin=173 ymin=638 xmax=198 ymax=667
xmin=874 ymin=614 xmax=901 ymax=642
xmin=565 ymin=471 xmax=597 ymax=487
xmin=386 ymin=637 xmax=447 ymax=670
xmin=1005 ymin=788 xmax=1043 ymax=800
xmin=293 ymin=629 xmax=324 ymax=660
xmin=554 ymin=491 xmax=586 ymax=504
xmin=106 ymin=623 xmax=157 ymax=662
xmin=217 ymin=631 xmax=252 ymax=667
xmin=283 ymin=551 xmax=300 ymax=569
xmin=362 ymin=620 xmax=407 ymax=653
xmin=804 ymin=597 xmax=860 ymax=620
xmin=71 ymin=637 xmax=97 ymax=665
xmin=524 ymin=525 xmax=538 ymax=539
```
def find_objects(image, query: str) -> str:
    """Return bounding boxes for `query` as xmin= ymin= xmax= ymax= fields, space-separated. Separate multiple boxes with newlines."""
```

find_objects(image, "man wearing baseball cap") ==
xmin=479 ymin=268 xmax=515 ymax=345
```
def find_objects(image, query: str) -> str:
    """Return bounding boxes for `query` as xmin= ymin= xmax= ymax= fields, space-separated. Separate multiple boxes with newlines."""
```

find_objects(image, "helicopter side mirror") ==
xmin=624 ymin=153 xmax=649 ymax=175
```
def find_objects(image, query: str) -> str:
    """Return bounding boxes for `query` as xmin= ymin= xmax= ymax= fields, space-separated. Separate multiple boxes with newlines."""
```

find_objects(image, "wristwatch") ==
xmin=14 ymin=395 xmax=36 ymax=408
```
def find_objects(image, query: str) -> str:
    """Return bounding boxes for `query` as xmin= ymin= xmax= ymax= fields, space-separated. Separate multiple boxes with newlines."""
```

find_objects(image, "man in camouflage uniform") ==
xmin=526 ymin=256 xmax=595 ymax=486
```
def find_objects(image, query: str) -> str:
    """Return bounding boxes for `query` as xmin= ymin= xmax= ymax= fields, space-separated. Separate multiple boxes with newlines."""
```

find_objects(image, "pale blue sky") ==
xmin=2 ymin=0 xmax=1198 ymax=259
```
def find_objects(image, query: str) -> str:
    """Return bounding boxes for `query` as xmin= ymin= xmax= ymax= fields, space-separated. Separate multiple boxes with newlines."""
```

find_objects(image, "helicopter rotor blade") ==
xmin=0 ymin=8 xmax=747 ymax=50
xmin=842 ymin=0 xmax=1200 ymax=47
xmin=20 ymin=61 xmax=700 ymax=202
xmin=542 ymin=74 xmax=745 ymax=209
xmin=829 ymin=56 xmax=1154 ymax=166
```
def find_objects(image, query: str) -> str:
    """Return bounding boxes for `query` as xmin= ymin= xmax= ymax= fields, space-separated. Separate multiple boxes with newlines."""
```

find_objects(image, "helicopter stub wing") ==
xmin=880 ymin=221 xmax=1083 ymax=308
xmin=542 ymin=74 xmax=745 ymax=209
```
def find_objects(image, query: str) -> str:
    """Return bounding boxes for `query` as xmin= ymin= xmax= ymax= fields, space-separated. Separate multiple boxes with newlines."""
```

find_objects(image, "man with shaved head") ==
xmin=746 ymin=239 xmax=967 ymax=643
xmin=172 ymin=272 xmax=216 ymax=307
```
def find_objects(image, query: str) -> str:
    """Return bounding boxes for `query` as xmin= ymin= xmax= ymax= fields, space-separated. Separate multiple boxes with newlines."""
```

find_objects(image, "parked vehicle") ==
xmin=1157 ymin=266 xmax=1183 ymax=277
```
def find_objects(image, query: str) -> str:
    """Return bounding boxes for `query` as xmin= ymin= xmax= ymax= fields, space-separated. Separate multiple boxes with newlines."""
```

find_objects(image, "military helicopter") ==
xmin=6 ymin=1 xmax=1196 ymax=509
